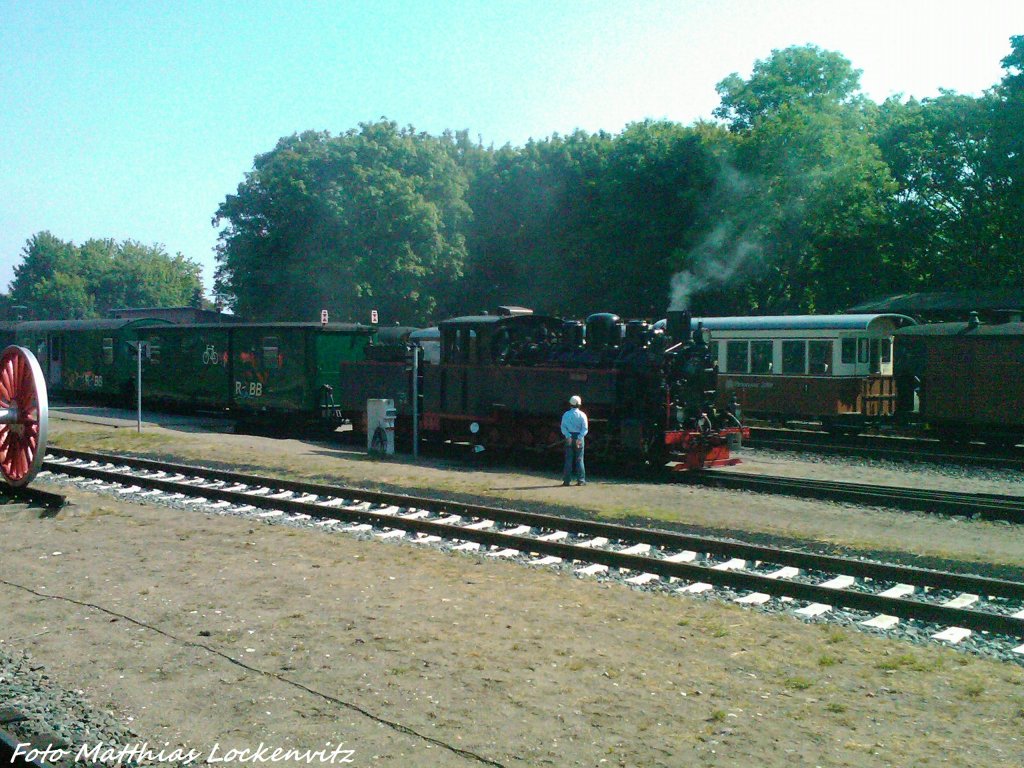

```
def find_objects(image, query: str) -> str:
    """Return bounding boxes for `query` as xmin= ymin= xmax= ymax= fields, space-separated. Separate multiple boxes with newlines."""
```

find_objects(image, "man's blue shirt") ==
xmin=560 ymin=407 xmax=589 ymax=439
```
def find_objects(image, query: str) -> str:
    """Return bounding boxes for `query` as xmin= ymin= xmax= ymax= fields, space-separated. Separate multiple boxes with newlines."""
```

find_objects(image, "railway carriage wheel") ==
xmin=0 ymin=346 xmax=49 ymax=487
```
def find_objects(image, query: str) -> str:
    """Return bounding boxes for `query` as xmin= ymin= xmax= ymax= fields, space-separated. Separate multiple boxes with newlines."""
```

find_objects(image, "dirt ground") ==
xmin=0 ymin=415 xmax=1022 ymax=767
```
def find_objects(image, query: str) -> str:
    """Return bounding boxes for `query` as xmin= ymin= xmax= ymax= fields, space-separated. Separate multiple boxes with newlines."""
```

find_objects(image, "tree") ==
xmin=714 ymin=45 xmax=863 ymax=132
xmin=876 ymin=94 xmax=992 ymax=286
xmin=987 ymin=35 xmax=1024 ymax=286
xmin=213 ymin=121 xmax=470 ymax=324
xmin=697 ymin=46 xmax=895 ymax=314
xmin=8 ymin=232 xmax=204 ymax=319
xmin=94 ymin=239 xmax=204 ymax=311
xmin=460 ymin=123 xmax=720 ymax=319
xmin=460 ymin=130 xmax=614 ymax=316
xmin=582 ymin=121 xmax=719 ymax=316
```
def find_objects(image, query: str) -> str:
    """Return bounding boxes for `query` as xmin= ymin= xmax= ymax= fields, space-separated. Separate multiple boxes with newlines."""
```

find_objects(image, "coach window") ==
xmin=841 ymin=338 xmax=856 ymax=365
xmin=808 ymin=340 xmax=833 ymax=375
xmin=782 ymin=340 xmax=806 ymax=374
xmin=726 ymin=340 xmax=749 ymax=373
xmin=881 ymin=338 xmax=892 ymax=364
xmin=750 ymin=340 xmax=773 ymax=374
xmin=446 ymin=328 xmax=475 ymax=364
xmin=857 ymin=338 xmax=869 ymax=364
xmin=869 ymin=339 xmax=881 ymax=374
xmin=261 ymin=336 xmax=279 ymax=369
xmin=102 ymin=337 xmax=114 ymax=365
xmin=148 ymin=340 xmax=161 ymax=364
xmin=443 ymin=330 xmax=460 ymax=362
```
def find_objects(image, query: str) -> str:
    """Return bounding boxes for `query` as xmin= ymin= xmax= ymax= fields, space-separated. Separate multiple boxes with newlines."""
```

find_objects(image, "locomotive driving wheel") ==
xmin=0 ymin=346 xmax=49 ymax=487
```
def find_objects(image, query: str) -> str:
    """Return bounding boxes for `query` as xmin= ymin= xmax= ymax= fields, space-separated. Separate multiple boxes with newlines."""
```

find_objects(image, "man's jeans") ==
xmin=563 ymin=437 xmax=585 ymax=483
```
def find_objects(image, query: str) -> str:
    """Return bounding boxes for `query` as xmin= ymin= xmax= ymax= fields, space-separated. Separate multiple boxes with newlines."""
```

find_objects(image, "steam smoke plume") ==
xmin=670 ymin=219 xmax=764 ymax=310
xmin=669 ymin=163 xmax=765 ymax=310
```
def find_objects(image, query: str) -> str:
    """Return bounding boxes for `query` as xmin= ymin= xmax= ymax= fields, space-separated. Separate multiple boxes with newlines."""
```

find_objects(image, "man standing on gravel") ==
xmin=560 ymin=395 xmax=588 ymax=486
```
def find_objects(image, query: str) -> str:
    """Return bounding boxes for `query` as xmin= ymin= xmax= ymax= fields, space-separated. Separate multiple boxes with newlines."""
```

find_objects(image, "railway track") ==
xmin=1 ymin=486 xmax=67 ymax=512
xmin=0 ymin=722 xmax=48 ymax=768
xmin=37 ymin=448 xmax=1024 ymax=655
xmin=686 ymin=469 xmax=1024 ymax=522
xmin=747 ymin=426 xmax=1024 ymax=472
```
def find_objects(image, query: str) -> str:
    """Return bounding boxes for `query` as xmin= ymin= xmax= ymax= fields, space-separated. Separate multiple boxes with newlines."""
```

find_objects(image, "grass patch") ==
xmin=705 ymin=621 xmax=729 ymax=638
xmin=961 ymin=681 xmax=985 ymax=699
xmin=784 ymin=676 xmax=814 ymax=691
xmin=875 ymin=652 xmax=943 ymax=673
xmin=818 ymin=654 xmax=839 ymax=667
xmin=825 ymin=702 xmax=847 ymax=714
xmin=822 ymin=627 xmax=847 ymax=645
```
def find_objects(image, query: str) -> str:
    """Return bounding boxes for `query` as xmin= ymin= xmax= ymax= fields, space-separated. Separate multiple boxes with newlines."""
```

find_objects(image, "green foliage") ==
xmin=987 ymin=34 xmax=1024 ymax=286
xmin=213 ymin=121 xmax=469 ymax=324
xmin=784 ymin=676 xmax=814 ymax=690
xmin=208 ymin=38 xmax=1023 ymax=321
xmin=8 ymin=232 xmax=203 ymax=319
xmin=713 ymin=44 xmax=863 ymax=131
xmin=460 ymin=122 xmax=718 ymax=317
xmin=690 ymin=46 xmax=895 ymax=314
xmin=874 ymin=652 xmax=943 ymax=673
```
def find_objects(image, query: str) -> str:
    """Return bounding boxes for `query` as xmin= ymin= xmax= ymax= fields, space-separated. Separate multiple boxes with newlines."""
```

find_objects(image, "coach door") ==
xmin=440 ymin=326 xmax=476 ymax=414
xmin=47 ymin=334 xmax=63 ymax=388
xmin=841 ymin=337 xmax=872 ymax=376
xmin=841 ymin=335 xmax=890 ymax=378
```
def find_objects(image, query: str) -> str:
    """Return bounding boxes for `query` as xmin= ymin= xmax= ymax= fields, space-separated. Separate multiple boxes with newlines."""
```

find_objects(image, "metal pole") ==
xmin=136 ymin=343 xmax=142 ymax=433
xmin=411 ymin=344 xmax=419 ymax=460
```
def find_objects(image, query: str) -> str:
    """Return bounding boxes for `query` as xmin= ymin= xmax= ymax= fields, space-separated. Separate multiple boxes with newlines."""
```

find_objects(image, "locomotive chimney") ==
xmin=667 ymin=310 xmax=692 ymax=344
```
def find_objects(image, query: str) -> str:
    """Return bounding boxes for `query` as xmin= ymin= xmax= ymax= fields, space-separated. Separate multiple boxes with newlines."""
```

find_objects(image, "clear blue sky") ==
xmin=2 ymin=0 xmax=1021 ymax=295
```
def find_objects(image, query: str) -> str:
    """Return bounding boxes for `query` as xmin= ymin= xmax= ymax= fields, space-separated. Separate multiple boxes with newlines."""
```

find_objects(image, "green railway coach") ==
xmin=136 ymin=324 xmax=234 ymax=410
xmin=0 ymin=322 xmax=18 ymax=349
xmin=224 ymin=323 xmax=374 ymax=421
xmin=133 ymin=322 xmax=373 ymax=419
xmin=12 ymin=318 xmax=171 ymax=399
xmin=2 ymin=317 xmax=377 ymax=426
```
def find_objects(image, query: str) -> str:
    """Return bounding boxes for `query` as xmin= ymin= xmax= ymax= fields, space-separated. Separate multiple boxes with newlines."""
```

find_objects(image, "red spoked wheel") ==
xmin=0 ymin=346 xmax=49 ymax=487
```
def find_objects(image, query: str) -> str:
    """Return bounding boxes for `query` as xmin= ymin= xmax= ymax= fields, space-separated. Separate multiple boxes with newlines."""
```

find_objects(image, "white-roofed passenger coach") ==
xmin=689 ymin=314 xmax=917 ymax=432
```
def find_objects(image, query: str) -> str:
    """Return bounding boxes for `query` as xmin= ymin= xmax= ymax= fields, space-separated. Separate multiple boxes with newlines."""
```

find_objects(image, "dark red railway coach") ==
xmin=894 ymin=318 xmax=1024 ymax=446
